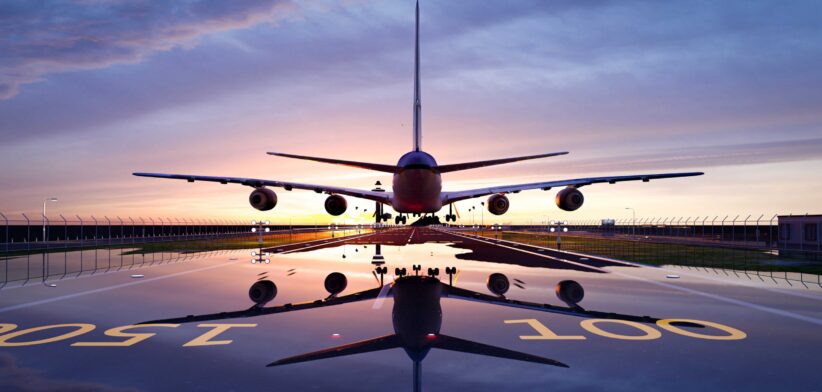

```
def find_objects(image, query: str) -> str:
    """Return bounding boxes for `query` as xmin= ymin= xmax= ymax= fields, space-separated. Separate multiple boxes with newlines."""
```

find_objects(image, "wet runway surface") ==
xmin=1 ymin=227 xmax=820 ymax=391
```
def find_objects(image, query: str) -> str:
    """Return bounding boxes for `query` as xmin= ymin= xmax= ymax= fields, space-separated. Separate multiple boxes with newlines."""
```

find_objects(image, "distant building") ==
xmin=778 ymin=214 xmax=821 ymax=260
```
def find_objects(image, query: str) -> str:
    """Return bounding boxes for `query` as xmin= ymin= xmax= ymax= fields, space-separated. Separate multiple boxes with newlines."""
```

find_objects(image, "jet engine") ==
xmin=324 ymin=195 xmax=347 ymax=216
xmin=248 ymin=280 xmax=277 ymax=306
xmin=324 ymin=272 xmax=348 ymax=295
xmin=555 ymin=280 xmax=584 ymax=306
xmin=487 ymin=194 xmax=510 ymax=215
xmin=555 ymin=187 xmax=584 ymax=211
xmin=249 ymin=188 xmax=277 ymax=211
xmin=486 ymin=273 xmax=510 ymax=296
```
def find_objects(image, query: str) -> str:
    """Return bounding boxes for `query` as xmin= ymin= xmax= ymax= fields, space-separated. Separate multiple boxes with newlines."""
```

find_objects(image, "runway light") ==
xmin=265 ymin=259 xmax=270 ymax=264
xmin=251 ymin=228 xmax=257 ymax=233
xmin=265 ymin=228 xmax=270 ymax=232
xmin=251 ymin=259 xmax=257 ymax=264
xmin=252 ymin=220 xmax=257 ymax=225
xmin=563 ymin=227 xmax=568 ymax=232
xmin=251 ymin=251 xmax=257 ymax=256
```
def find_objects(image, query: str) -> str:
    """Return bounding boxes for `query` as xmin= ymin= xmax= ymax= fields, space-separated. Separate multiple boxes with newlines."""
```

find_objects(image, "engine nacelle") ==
xmin=324 ymin=272 xmax=348 ymax=295
xmin=249 ymin=188 xmax=277 ymax=211
xmin=555 ymin=187 xmax=584 ymax=211
xmin=249 ymin=280 xmax=277 ymax=306
xmin=487 ymin=194 xmax=510 ymax=215
xmin=324 ymin=195 xmax=347 ymax=216
xmin=486 ymin=273 xmax=510 ymax=296
xmin=555 ymin=280 xmax=584 ymax=306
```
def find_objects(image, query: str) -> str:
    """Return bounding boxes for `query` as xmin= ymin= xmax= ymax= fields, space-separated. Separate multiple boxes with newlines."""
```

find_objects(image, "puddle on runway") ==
xmin=0 ymin=230 xmax=820 ymax=391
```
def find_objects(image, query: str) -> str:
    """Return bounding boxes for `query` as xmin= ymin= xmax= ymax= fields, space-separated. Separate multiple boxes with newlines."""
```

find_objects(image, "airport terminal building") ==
xmin=778 ymin=214 xmax=821 ymax=260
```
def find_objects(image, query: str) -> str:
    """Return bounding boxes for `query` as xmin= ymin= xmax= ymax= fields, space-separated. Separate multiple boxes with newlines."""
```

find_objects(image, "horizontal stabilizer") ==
xmin=267 ymin=334 xmax=401 ymax=367
xmin=433 ymin=334 xmax=568 ymax=368
xmin=268 ymin=152 xmax=396 ymax=173
xmin=437 ymin=152 xmax=568 ymax=173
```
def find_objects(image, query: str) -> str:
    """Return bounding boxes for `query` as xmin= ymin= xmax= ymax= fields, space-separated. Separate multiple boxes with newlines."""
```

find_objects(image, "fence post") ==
xmin=76 ymin=215 xmax=84 ymax=275
xmin=684 ymin=217 xmax=692 ymax=237
xmin=754 ymin=214 xmax=765 ymax=244
xmin=105 ymin=216 xmax=112 ymax=270
xmin=139 ymin=218 xmax=145 ymax=242
xmin=129 ymin=217 xmax=135 ymax=243
xmin=731 ymin=215 xmax=740 ymax=242
xmin=90 ymin=216 xmax=98 ymax=272
xmin=721 ymin=215 xmax=728 ymax=241
xmin=1 ymin=212 xmax=7 ymax=255
xmin=117 ymin=216 xmax=124 ymax=244
xmin=1 ymin=212 xmax=7 ymax=288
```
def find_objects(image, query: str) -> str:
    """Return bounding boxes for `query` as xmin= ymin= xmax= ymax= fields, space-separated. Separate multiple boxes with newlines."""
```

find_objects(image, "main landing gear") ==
xmin=395 ymin=214 xmax=407 ymax=225
xmin=444 ymin=204 xmax=457 ymax=222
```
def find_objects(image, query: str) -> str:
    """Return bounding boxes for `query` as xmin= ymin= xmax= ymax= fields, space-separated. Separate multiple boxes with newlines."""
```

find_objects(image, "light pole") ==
xmin=549 ymin=220 xmax=568 ymax=250
xmin=625 ymin=207 xmax=635 ymax=237
xmin=42 ymin=197 xmax=58 ymax=242
xmin=480 ymin=202 xmax=485 ymax=232
xmin=250 ymin=220 xmax=270 ymax=264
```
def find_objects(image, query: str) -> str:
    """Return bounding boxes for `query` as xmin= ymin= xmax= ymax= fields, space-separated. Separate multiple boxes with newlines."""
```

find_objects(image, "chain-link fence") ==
xmin=0 ymin=212 xmax=375 ymax=288
xmin=448 ymin=213 xmax=822 ymax=288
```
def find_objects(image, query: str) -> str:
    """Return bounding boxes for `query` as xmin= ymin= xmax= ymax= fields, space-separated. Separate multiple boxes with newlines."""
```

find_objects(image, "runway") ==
xmin=0 ymin=227 xmax=820 ymax=391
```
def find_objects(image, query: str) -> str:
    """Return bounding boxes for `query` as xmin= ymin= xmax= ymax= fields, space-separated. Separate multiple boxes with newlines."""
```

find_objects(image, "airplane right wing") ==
xmin=441 ymin=172 xmax=704 ymax=204
xmin=133 ymin=172 xmax=392 ymax=204
xmin=443 ymin=284 xmax=660 ymax=324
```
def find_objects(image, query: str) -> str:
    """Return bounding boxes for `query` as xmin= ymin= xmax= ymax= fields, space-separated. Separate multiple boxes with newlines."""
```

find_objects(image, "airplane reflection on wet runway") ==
xmin=141 ymin=238 xmax=683 ymax=391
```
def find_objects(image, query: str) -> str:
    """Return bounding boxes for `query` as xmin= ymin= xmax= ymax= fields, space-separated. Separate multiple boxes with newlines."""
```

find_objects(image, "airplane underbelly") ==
xmin=392 ymin=170 xmax=442 ymax=213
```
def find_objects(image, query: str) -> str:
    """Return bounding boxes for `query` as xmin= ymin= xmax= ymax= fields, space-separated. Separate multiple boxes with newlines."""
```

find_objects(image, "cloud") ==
xmin=0 ymin=352 xmax=139 ymax=392
xmin=0 ymin=0 xmax=295 ymax=99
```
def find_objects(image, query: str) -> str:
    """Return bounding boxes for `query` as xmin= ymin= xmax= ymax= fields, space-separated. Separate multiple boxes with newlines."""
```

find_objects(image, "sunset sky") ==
xmin=1 ymin=0 xmax=821 ymax=224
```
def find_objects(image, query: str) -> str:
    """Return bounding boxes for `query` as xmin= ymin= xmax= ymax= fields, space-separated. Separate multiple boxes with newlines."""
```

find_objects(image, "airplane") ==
xmin=133 ymin=1 xmax=703 ymax=225
xmin=140 ymin=266 xmax=679 ymax=391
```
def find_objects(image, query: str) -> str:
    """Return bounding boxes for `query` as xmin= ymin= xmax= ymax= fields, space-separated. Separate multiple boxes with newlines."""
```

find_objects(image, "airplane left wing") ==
xmin=441 ymin=172 xmax=703 ymax=204
xmin=133 ymin=173 xmax=392 ymax=204
xmin=139 ymin=286 xmax=384 ymax=324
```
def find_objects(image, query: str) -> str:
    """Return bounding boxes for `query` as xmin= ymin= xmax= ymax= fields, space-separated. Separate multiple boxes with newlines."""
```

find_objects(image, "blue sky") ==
xmin=1 ymin=0 xmax=821 ymax=223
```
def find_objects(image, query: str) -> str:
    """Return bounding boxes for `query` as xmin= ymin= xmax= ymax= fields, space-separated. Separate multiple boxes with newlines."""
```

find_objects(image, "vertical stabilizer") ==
xmin=412 ymin=0 xmax=422 ymax=151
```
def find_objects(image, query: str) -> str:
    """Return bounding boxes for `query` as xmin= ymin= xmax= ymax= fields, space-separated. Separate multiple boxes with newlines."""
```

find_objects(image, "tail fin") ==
xmin=412 ymin=0 xmax=422 ymax=151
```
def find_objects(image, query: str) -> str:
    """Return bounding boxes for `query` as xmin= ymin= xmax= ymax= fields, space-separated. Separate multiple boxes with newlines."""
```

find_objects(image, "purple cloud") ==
xmin=0 ymin=0 xmax=294 ymax=99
